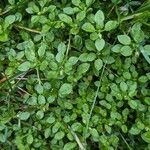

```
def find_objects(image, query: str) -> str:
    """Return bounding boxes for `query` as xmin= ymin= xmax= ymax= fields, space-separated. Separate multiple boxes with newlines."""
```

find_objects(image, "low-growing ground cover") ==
xmin=0 ymin=0 xmax=150 ymax=149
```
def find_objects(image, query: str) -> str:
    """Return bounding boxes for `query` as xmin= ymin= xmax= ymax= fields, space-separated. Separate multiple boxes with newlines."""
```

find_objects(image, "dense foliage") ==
xmin=0 ymin=0 xmax=150 ymax=149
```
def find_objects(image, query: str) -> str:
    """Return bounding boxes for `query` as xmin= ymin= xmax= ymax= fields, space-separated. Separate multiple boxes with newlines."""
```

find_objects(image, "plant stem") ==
xmin=14 ymin=24 xmax=41 ymax=34
xmin=120 ymin=13 xmax=143 ymax=22
xmin=120 ymin=132 xmax=132 ymax=150
xmin=68 ymin=125 xmax=86 ymax=150
xmin=0 ymin=9 xmax=11 ymax=16
xmin=84 ymin=61 xmax=107 ymax=142
xmin=36 ymin=69 xmax=41 ymax=85
xmin=65 ymin=36 xmax=71 ymax=58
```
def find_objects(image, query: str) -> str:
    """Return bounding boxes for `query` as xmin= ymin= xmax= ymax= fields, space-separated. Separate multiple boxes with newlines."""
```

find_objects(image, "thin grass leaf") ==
xmin=68 ymin=125 xmax=86 ymax=150
xmin=84 ymin=61 xmax=107 ymax=142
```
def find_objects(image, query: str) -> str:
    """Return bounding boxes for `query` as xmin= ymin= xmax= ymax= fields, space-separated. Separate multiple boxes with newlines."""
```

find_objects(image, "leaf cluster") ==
xmin=0 ymin=0 xmax=150 ymax=149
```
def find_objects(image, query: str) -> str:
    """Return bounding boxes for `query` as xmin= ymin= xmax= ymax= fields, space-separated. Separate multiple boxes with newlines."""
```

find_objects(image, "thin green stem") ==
xmin=0 ymin=9 xmax=11 ymax=16
xmin=84 ymin=61 xmax=107 ymax=142
xmin=17 ymin=87 xmax=31 ymax=96
xmin=107 ymin=6 xmax=115 ymax=17
xmin=142 ymin=22 xmax=150 ymax=27
xmin=14 ymin=24 xmax=41 ymax=34
xmin=68 ymin=125 xmax=86 ymax=150
xmin=120 ymin=132 xmax=132 ymax=150
xmin=120 ymin=12 xmax=143 ymax=22
xmin=65 ymin=36 xmax=71 ymax=58
xmin=115 ymin=5 xmax=121 ymax=23
xmin=36 ymin=69 xmax=41 ymax=85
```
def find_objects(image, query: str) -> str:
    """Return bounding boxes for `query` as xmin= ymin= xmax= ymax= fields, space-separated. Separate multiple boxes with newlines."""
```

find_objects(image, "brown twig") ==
xmin=0 ymin=77 xmax=8 ymax=84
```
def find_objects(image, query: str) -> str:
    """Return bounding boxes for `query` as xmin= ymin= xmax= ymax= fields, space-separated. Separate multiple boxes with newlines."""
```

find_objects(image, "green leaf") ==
xmin=95 ymin=38 xmax=105 ymax=51
xmin=79 ymin=53 xmax=96 ymax=62
xmin=117 ymin=35 xmax=131 ymax=45
xmin=44 ymin=128 xmax=51 ymax=138
xmin=18 ymin=61 xmax=31 ymax=72
xmin=68 ymin=56 xmax=78 ymax=65
xmin=46 ymin=116 xmax=55 ymax=124
xmin=137 ymin=121 xmax=145 ymax=130
xmin=86 ymin=0 xmax=94 ymax=6
xmin=64 ymin=101 xmax=73 ymax=109
xmin=82 ymin=23 xmax=95 ymax=33
xmin=72 ymin=0 xmax=81 ymax=6
xmin=120 ymin=81 xmax=128 ymax=92
xmin=36 ymin=110 xmax=44 ymax=119
xmin=111 ymin=44 xmax=122 ymax=53
xmin=0 ymin=33 xmax=9 ymax=42
xmin=26 ymin=134 xmax=33 ymax=144
xmin=94 ymin=59 xmax=103 ymax=71
xmin=123 ymin=72 xmax=131 ymax=80
xmin=85 ymin=39 xmax=96 ymax=51
xmin=59 ymin=14 xmax=73 ymax=24
xmin=5 ymin=15 xmax=16 ymax=25
xmin=35 ymin=84 xmax=44 ymax=94
xmin=144 ymin=45 xmax=150 ymax=55
xmin=56 ymin=42 xmax=66 ymax=63
xmin=15 ymin=136 xmax=25 ymax=150
xmin=129 ymin=126 xmax=141 ymax=135
xmin=38 ymin=42 xmax=46 ymax=57
xmin=94 ymin=10 xmax=104 ymax=28
xmin=131 ymin=23 xmax=145 ymax=43
xmin=90 ymin=128 xmax=99 ymax=142
xmin=79 ymin=53 xmax=88 ymax=62
xmin=104 ymin=56 xmax=115 ymax=64
xmin=138 ymin=75 xmax=148 ymax=83
xmin=121 ymin=46 xmax=132 ymax=56
xmin=18 ymin=112 xmax=30 ymax=120
xmin=58 ymin=42 xmax=66 ymax=53
xmin=71 ymin=122 xmax=82 ymax=131
xmin=105 ymin=20 xmax=118 ymax=31
xmin=128 ymin=100 xmax=138 ymax=109
xmin=23 ymin=40 xmax=36 ymax=62
xmin=73 ymin=35 xmax=82 ymax=48
xmin=0 ymin=134 xmax=5 ymax=143
xmin=63 ymin=142 xmax=77 ymax=150
xmin=144 ymin=97 xmax=150 ymax=105
xmin=26 ymin=7 xmax=34 ymax=14
xmin=141 ymin=131 xmax=150 ymax=143
xmin=47 ymin=96 xmax=55 ymax=104
xmin=121 ymin=125 xmax=128 ymax=133
xmin=87 ymin=53 xmax=96 ymax=61
xmin=140 ymin=45 xmax=150 ymax=65
xmin=38 ymin=95 xmax=46 ymax=105
xmin=0 ymin=25 xmax=2 ymax=34
xmin=40 ymin=60 xmax=48 ymax=71
xmin=90 ymin=32 xmax=99 ymax=41
xmin=8 ymin=0 xmax=15 ymax=5
xmin=77 ymin=63 xmax=90 ymax=74
xmin=52 ymin=122 xmax=61 ymax=133
xmin=54 ymin=131 xmax=65 ymax=140
xmin=59 ymin=83 xmax=73 ymax=97
xmin=25 ymin=47 xmax=36 ymax=62
xmin=63 ymin=7 xmax=75 ymax=15
xmin=70 ymin=26 xmax=79 ymax=35
xmin=76 ymin=11 xmax=86 ymax=21
xmin=104 ymin=125 xmax=112 ymax=134
xmin=47 ymin=71 xmax=58 ymax=79
xmin=56 ymin=52 xmax=64 ymax=63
